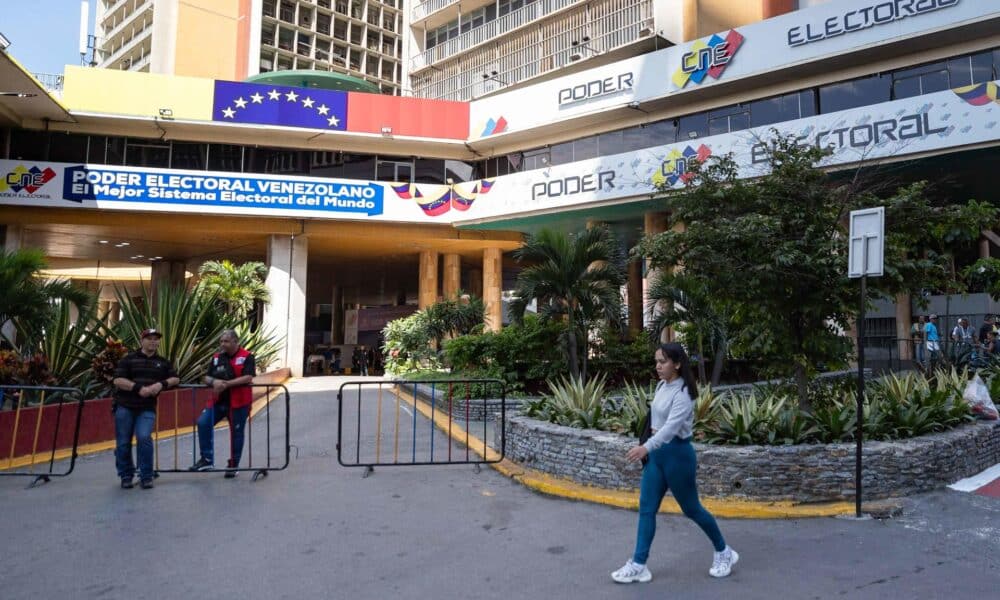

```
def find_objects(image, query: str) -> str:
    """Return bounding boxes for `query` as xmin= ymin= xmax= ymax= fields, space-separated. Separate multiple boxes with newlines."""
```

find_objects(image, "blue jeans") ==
xmin=633 ymin=437 xmax=726 ymax=564
xmin=115 ymin=406 xmax=156 ymax=481
xmin=196 ymin=403 xmax=250 ymax=468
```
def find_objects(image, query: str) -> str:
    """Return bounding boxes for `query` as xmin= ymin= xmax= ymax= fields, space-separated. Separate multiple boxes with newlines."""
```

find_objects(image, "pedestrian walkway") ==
xmin=949 ymin=463 xmax=1000 ymax=498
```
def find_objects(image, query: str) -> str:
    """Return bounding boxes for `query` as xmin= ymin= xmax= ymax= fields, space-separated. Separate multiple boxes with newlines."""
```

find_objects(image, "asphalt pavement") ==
xmin=1 ymin=376 xmax=998 ymax=600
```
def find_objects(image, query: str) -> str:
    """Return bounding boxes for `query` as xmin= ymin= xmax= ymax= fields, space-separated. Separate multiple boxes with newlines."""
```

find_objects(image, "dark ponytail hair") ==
xmin=658 ymin=342 xmax=699 ymax=399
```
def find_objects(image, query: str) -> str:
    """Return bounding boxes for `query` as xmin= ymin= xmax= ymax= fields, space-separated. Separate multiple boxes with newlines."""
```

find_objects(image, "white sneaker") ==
xmin=611 ymin=559 xmax=652 ymax=583
xmin=710 ymin=546 xmax=739 ymax=578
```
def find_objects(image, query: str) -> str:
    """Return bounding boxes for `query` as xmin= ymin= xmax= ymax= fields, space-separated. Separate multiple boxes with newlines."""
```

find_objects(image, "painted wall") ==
xmin=62 ymin=66 xmax=213 ymax=121
xmin=174 ymin=0 xmax=244 ymax=80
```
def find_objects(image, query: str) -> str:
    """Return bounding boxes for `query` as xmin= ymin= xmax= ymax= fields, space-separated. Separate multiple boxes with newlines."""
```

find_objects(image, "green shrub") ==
xmin=442 ymin=315 xmax=567 ymax=393
xmin=383 ymin=311 xmax=438 ymax=375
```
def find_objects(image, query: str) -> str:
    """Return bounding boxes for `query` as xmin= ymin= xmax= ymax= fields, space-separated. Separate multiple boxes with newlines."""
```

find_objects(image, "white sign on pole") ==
xmin=848 ymin=207 xmax=884 ymax=278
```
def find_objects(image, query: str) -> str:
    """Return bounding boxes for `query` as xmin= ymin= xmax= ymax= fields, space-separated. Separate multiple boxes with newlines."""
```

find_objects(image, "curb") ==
xmin=394 ymin=386 xmax=902 ymax=519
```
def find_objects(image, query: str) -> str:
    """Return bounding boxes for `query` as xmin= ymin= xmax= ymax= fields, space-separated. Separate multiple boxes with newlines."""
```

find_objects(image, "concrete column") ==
xmin=418 ymin=250 xmax=440 ymax=309
xmin=895 ymin=293 xmax=913 ymax=362
xmin=2 ymin=225 xmax=23 ymax=252
xmin=150 ymin=260 xmax=186 ymax=309
xmin=628 ymin=260 xmax=643 ymax=338
xmin=1 ymin=226 xmax=24 ymax=343
xmin=98 ymin=300 xmax=111 ymax=322
xmin=263 ymin=234 xmax=308 ymax=377
xmin=483 ymin=248 xmax=503 ymax=332
xmin=467 ymin=268 xmax=482 ymax=298
xmin=443 ymin=254 xmax=461 ymax=299
xmin=681 ymin=0 xmax=698 ymax=42
xmin=330 ymin=285 xmax=342 ymax=345
xmin=107 ymin=301 xmax=121 ymax=326
xmin=644 ymin=212 xmax=669 ymax=341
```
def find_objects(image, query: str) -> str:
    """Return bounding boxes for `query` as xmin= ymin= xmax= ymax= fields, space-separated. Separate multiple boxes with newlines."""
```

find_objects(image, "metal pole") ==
xmin=856 ymin=274 xmax=866 ymax=518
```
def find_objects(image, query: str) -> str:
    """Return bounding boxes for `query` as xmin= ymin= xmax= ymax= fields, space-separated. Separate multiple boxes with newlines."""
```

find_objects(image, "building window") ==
xmin=521 ymin=147 xmax=550 ymax=171
xmin=891 ymin=61 xmax=949 ymax=100
xmin=707 ymin=104 xmax=750 ymax=136
xmin=819 ymin=74 xmax=890 ymax=114
xmin=125 ymin=140 xmax=170 ymax=168
xmin=749 ymin=90 xmax=816 ymax=128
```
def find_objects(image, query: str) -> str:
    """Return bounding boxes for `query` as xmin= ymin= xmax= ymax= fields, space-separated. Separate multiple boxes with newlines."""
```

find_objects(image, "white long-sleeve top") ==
xmin=642 ymin=377 xmax=694 ymax=453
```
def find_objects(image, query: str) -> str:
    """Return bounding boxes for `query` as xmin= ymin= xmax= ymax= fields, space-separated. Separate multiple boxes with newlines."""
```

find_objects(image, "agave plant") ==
xmin=111 ymin=284 xmax=278 ymax=382
xmin=532 ymin=374 xmax=610 ymax=430
xmin=704 ymin=390 xmax=785 ymax=446
xmin=615 ymin=380 xmax=655 ymax=437
xmin=18 ymin=301 xmax=110 ymax=400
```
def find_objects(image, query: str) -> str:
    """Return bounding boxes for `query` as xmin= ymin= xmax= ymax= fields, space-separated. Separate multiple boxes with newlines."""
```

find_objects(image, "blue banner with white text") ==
xmin=62 ymin=165 xmax=383 ymax=216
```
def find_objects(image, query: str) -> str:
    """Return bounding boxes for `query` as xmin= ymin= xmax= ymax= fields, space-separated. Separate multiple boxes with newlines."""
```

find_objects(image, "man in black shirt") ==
xmin=112 ymin=328 xmax=179 ymax=489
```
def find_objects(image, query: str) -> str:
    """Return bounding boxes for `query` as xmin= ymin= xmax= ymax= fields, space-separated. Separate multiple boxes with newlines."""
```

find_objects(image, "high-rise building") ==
xmin=93 ymin=0 xmax=406 ymax=94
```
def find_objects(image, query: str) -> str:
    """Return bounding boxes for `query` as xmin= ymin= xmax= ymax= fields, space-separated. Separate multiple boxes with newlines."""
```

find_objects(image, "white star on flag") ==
xmin=268 ymin=89 xmax=280 ymax=101
xmin=302 ymin=97 xmax=314 ymax=108
xmin=327 ymin=115 xmax=340 ymax=127
xmin=285 ymin=90 xmax=299 ymax=102
xmin=222 ymin=107 xmax=236 ymax=118
xmin=317 ymin=104 xmax=329 ymax=115
xmin=234 ymin=97 xmax=248 ymax=109
xmin=250 ymin=92 xmax=263 ymax=103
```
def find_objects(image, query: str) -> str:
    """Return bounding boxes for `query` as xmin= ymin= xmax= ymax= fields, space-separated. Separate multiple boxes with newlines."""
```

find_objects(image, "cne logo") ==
xmin=671 ymin=29 xmax=745 ymax=89
xmin=0 ymin=164 xmax=57 ymax=195
xmin=652 ymin=144 xmax=712 ymax=188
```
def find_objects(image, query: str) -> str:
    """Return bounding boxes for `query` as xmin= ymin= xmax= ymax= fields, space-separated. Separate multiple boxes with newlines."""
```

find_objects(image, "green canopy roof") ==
xmin=245 ymin=70 xmax=380 ymax=94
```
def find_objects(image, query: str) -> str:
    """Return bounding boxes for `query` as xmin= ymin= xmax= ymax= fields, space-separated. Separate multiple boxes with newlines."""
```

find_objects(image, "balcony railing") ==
xmin=413 ymin=0 xmax=651 ymax=101
xmin=411 ymin=0 xmax=580 ymax=71
xmin=411 ymin=0 xmax=459 ymax=23
xmin=100 ymin=20 xmax=153 ymax=68
xmin=31 ymin=73 xmax=64 ymax=94
xmin=100 ymin=0 xmax=152 ymax=46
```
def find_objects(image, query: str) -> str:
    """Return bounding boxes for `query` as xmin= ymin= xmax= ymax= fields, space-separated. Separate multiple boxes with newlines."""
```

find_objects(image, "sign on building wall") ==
xmin=455 ymin=80 xmax=1000 ymax=224
xmin=468 ymin=0 xmax=990 ymax=140
xmin=0 ymin=161 xmax=490 ymax=224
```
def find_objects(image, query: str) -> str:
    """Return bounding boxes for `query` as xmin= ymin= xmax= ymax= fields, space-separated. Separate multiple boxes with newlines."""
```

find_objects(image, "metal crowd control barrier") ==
xmin=337 ymin=379 xmax=506 ymax=476
xmin=0 ymin=384 xmax=85 ymax=488
xmin=153 ymin=383 xmax=290 ymax=482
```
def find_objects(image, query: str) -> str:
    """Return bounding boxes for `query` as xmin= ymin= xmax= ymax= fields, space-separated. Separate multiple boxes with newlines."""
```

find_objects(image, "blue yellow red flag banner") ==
xmin=212 ymin=80 xmax=348 ymax=130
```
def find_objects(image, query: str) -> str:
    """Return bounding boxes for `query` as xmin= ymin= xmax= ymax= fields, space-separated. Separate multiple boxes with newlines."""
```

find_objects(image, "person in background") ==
xmin=910 ymin=316 xmax=925 ymax=367
xmin=925 ymin=314 xmax=941 ymax=370
xmin=189 ymin=329 xmax=256 ymax=478
xmin=112 ymin=328 xmax=179 ymax=490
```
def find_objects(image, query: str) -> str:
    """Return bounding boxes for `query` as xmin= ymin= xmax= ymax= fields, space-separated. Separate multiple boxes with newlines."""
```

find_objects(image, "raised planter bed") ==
xmin=499 ymin=412 xmax=1000 ymax=501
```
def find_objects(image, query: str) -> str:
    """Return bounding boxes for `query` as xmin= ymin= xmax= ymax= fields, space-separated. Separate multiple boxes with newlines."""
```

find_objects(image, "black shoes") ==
xmin=189 ymin=457 xmax=213 ymax=472
xmin=139 ymin=479 xmax=154 ymax=489
xmin=120 ymin=478 xmax=134 ymax=489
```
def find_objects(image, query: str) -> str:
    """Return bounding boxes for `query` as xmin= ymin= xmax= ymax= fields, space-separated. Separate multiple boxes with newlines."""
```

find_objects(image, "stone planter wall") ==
xmin=498 ymin=413 xmax=1000 ymax=501
xmin=412 ymin=383 xmax=523 ymax=421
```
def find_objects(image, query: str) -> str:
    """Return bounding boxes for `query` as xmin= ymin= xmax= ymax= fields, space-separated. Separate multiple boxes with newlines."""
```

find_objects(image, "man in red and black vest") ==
xmin=189 ymin=329 xmax=256 ymax=478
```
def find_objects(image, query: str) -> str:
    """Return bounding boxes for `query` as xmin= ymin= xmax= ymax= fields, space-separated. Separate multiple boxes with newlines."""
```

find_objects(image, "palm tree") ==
xmin=646 ymin=272 xmax=732 ymax=386
xmin=0 ymin=248 xmax=92 ymax=349
xmin=195 ymin=260 xmax=270 ymax=319
xmin=509 ymin=227 xmax=625 ymax=380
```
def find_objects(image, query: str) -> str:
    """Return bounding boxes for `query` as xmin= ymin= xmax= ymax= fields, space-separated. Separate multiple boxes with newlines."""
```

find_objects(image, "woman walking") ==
xmin=611 ymin=342 xmax=738 ymax=583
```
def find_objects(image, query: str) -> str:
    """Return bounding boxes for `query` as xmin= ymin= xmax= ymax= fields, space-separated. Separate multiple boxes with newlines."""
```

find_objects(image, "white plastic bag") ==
xmin=963 ymin=374 xmax=999 ymax=420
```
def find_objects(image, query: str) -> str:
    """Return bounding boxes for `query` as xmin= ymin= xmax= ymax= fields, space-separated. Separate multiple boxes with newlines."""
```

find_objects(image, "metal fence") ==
xmin=337 ymin=379 xmax=506 ymax=474
xmin=0 ymin=385 xmax=85 ymax=487
xmin=153 ymin=383 xmax=290 ymax=482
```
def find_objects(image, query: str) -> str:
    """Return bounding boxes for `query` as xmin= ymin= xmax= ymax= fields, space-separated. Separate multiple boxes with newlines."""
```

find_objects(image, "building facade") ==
xmin=94 ymin=0 xmax=406 ymax=94
xmin=4 ymin=0 xmax=999 ymax=375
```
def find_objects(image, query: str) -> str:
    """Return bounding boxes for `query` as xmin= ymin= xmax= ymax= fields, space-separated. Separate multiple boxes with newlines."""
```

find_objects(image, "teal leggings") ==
xmin=633 ymin=437 xmax=725 ymax=564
